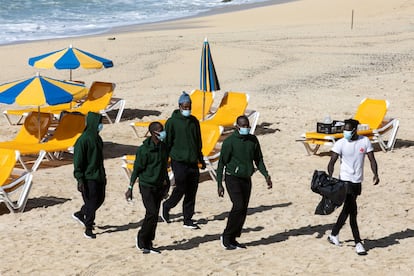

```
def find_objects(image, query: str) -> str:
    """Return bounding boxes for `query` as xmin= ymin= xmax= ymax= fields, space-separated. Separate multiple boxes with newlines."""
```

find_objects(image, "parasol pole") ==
xmin=37 ymin=106 xmax=41 ymax=143
xmin=34 ymin=72 xmax=42 ymax=143
xmin=202 ymin=91 xmax=206 ymax=121
xmin=69 ymin=44 xmax=73 ymax=81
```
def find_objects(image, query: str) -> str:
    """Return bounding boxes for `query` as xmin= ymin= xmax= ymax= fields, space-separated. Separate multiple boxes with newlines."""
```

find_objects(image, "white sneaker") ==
xmin=327 ymin=234 xmax=340 ymax=246
xmin=355 ymin=242 xmax=367 ymax=255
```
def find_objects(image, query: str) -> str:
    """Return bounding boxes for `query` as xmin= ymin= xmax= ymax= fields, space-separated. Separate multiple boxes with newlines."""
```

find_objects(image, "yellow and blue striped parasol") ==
xmin=0 ymin=73 xmax=86 ymax=106
xmin=28 ymin=44 xmax=113 ymax=80
xmin=200 ymin=38 xmax=220 ymax=120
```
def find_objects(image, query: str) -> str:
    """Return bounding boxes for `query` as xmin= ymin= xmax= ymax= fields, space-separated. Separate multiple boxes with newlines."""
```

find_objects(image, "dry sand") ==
xmin=0 ymin=0 xmax=413 ymax=275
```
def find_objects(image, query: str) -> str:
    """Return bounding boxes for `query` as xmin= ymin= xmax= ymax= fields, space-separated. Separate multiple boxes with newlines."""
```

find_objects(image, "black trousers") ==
xmin=81 ymin=180 xmax=106 ymax=229
xmin=163 ymin=160 xmax=199 ymax=224
xmin=331 ymin=190 xmax=362 ymax=243
xmin=137 ymin=185 xmax=163 ymax=249
xmin=223 ymin=175 xmax=252 ymax=241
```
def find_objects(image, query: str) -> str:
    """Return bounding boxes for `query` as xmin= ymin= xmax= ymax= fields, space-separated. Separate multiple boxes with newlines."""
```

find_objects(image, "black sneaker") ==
xmin=231 ymin=240 xmax=247 ymax=249
xmin=183 ymin=221 xmax=200 ymax=229
xmin=72 ymin=212 xmax=85 ymax=227
xmin=161 ymin=204 xmax=170 ymax=223
xmin=220 ymin=235 xmax=236 ymax=250
xmin=84 ymin=228 xmax=96 ymax=239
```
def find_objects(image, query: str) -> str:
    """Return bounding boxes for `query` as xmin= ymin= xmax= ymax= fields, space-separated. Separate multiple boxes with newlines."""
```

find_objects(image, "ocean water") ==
xmin=0 ymin=0 xmax=275 ymax=45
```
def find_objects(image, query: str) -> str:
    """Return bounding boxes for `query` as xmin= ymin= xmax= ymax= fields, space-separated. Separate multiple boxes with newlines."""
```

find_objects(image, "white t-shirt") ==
xmin=331 ymin=136 xmax=373 ymax=183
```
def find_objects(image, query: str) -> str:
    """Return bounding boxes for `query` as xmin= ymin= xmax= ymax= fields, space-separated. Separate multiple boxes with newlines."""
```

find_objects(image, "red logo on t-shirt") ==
xmin=359 ymin=147 xmax=365 ymax=153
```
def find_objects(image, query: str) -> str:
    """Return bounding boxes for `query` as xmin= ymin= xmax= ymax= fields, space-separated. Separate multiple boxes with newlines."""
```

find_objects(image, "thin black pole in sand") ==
xmin=351 ymin=9 xmax=354 ymax=30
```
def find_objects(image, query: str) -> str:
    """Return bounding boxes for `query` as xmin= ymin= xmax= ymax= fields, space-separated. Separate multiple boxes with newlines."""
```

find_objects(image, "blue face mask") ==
xmin=156 ymin=130 xmax=166 ymax=142
xmin=343 ymin=130 xmax=354 ymax=141
xmin=181 ymin=109 xmax=191 ymax=117
xmin=238 ymin=127 xmax=250 ymax=135
xmin=97 ymin=123 xmax=103 ymax=132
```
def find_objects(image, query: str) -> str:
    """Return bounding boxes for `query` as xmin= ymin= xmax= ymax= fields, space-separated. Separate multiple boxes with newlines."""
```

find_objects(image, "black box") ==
xmin=317 ymin=120 xmax=344 ymax=134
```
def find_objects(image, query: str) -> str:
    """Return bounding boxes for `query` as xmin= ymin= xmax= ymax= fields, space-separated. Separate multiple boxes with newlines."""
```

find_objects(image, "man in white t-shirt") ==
xmin=326 ymin=119 xmax=379 ymax=255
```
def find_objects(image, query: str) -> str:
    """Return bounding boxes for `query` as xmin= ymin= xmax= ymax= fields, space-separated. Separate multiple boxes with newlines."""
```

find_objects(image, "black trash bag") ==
xmin=315 ymin=197 xmax=339 ymax=215
xmin=318 ymin=180 xmax=347 ymax=206
xmin=311 ymin=170 xmax=348 ymax=215
xmin=311 ymin=170 xmax=330 ymax=193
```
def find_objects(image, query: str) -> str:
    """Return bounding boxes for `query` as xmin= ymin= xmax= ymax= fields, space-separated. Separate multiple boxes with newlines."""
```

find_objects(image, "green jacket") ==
xmin=130 ymin=137 xmax=170 ymax=188
xmin=73 ymin=112 xmax=106 ymax=183
xmin=216 ymin=130 xmax=269 ymax=186
xmin=165 ymin=109 xmax=203 ymax=164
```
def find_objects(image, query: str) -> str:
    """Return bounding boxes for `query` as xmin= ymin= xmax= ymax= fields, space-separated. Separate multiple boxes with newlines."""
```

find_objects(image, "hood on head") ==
xmin=85 ymin=112 xmax=102 ymax=133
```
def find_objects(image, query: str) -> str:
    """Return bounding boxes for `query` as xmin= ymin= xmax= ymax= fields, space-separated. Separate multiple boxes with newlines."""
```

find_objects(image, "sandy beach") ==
xmin=1 ymin=0 xmax=414 ymax=274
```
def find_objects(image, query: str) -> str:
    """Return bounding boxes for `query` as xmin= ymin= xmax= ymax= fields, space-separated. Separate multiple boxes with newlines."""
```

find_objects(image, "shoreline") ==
xmin=0 ymin=0 xmax=295 ymax=47
xmin=108 ymin=0 xmax=296 ymax=34
xmin=2 ymin=0 xmax=407 ymax=48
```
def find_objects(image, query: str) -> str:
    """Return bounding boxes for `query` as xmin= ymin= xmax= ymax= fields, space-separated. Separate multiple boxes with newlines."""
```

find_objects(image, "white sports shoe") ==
xmin=327 ymin=234 xmax=340 ymax=246
xmin=355 ymin=242 xmax=367 ymax=255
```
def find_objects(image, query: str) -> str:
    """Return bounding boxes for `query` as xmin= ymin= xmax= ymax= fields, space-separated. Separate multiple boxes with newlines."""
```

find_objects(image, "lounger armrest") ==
xmin=372 ymin=118 xmax=397 ymax=134
xmin=0 ymin=172 xmax=31 ymax=193
xmin=0 ymin=171 xmax=33 ymax=212
xmin=100 ymin=97 xmax=126 ymax=123
xmin=372 ymin=118 xmax=399 ymax=152
xmin=296 ymin=134 xmax=306 ymax=141
xmin=245 ymin=110 xmax=260 ymax=134
xmin=2 ymin=110 xmax=30 ymax=125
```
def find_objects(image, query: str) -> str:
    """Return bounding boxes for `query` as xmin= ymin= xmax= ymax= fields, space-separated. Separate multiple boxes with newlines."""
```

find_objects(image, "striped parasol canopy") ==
xmin=200 ymin=38 xmax=220 ymax=120
xmin=28 ymin=44 xmax=113 ymax=80
xmin=0 ymin=73 xmax=86 ymax=106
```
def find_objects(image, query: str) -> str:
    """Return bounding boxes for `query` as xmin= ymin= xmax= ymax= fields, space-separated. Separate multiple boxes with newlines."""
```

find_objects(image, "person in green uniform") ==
xmin=125 ymin=121 xmax=170 ymax=254
xmin=161 ymin=92 xmax=206 ymax=229
xmin=217 ymin=115 xmax=272 ymax=249
xmin=72 ymin=112 xmax=106 ymax=239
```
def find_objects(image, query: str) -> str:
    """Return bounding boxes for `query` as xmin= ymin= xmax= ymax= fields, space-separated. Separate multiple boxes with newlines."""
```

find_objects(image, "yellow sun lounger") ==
xmin=0 ymin=111 xmax=53 ymax=147
xmin=0 ymin=111 xmax=53 ymax=171
xmin=70 ymin=81 xmax=125 ymax=123
xmin=0 ymin=112 xmax=85 ymax=170
xmin=0 ymin=149 xmax=34 ymax=213
xmin=203 ymin=91 xmax=260 ymax=134
xmin=199 ymin=122 xmax=224 ymax=181
xmin=298 ymin=98 xmax=400 ymax=155
xmin=12 ymin=112 xmax=86 ymax=160
xmin=188 ymin=89 xmax=215 ymax=120
xmin=203 ymin=91 xmax=249 ymax=127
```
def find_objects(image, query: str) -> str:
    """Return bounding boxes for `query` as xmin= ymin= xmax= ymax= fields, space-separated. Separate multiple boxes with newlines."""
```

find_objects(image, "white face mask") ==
xmin=97 ymin=123 xmax=103 ymax=132
xmin=181 ymin=109 xmax=191 ymax=117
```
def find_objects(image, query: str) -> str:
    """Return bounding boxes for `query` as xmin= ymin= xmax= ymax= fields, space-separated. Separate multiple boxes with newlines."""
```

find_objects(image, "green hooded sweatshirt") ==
xmin=165 ymin=109 xmax=203 ymax=164
xmin=216 ymin=130 xmax=269 ymax=186
xmin=73 ymin=112 xmax=106 ymax=184
xmin=130 ymin=137 xmax=170 ymax=188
